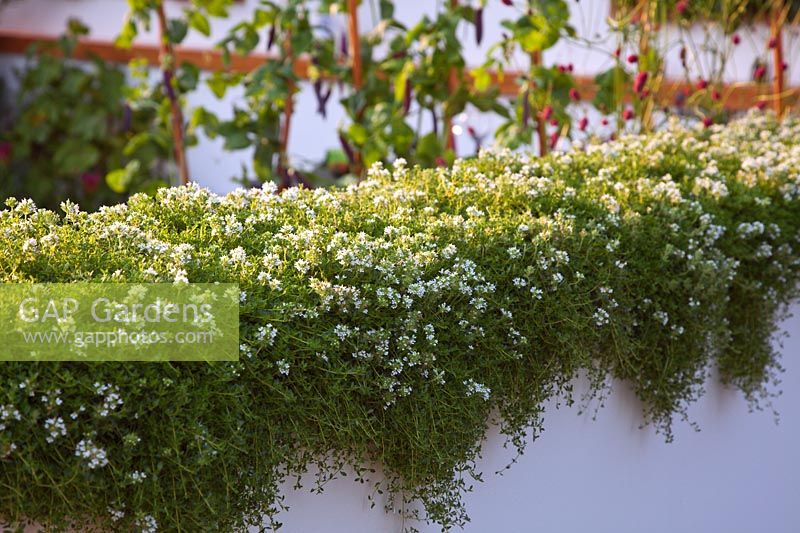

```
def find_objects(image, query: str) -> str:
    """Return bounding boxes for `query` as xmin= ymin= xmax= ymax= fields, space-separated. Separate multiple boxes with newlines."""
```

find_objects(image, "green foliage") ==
xmin=1 ymin=115 xmax=799 ymax=531
xmin=0 ymin=29 xmax=179 ymax=211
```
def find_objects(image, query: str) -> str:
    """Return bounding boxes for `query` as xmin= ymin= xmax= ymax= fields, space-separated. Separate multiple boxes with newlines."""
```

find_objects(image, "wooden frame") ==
xmin=0 ymin=28 xmax=796 ymax=111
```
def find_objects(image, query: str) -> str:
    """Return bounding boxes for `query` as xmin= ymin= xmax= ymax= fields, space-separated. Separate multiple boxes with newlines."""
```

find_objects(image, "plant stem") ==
xmin=155 ymin=1 xmax=190 ymax=185
xmin=530 ymin=50 xmax=547 ymax=157
xmin=278 ymin=31 xmax=295 ymax=190
xmin=770 ymin=2 xmax=785 ymax=116
xmin=445 ymin=0 xmax=458 ymax=154
xmin=347 ymin=0 xmax=364 ymax=176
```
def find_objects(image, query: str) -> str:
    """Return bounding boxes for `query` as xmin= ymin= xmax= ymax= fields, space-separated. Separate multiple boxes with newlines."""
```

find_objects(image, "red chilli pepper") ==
xmin=0 ymin=141 xmax=11 ymax=163
xmin=549 ymin=131 xmax=559 ymax=149
xmin=81 ymin=171 xmax=101 ymax=194
xmin=633 ymin=71 xmax=648 ymax=94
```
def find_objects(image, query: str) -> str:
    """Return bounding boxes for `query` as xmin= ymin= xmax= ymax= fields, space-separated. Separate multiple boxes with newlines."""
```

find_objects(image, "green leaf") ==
xmin=53 ymin=140 xmax=99 ymax=175
xmin=133 ymin=178 xmax=169 ymax=196
xmin=348 ymin=123 xmax=369 ymax=146
xmin=415 ymin=132 xmax=441 ymax=165
xmin=105 ymin=160 xmax=141 ymax=193
xmin=71 ymin=109 xmax=108 ymax=140
xmin=115 ymin=20 xmax=137 ymax=49
xmin=379 ymin=0 xmax=394 ymax=20
xmin=471 ymin=66 xmax=492 ymax=92
xmin=167 ymin=19 xmax=188 ymax=44
xmin=191 ymin=107 xmax=220 ymax=137
xmin=394 ymin=60 xmax=414 ymax=103
xmin=207 ymin=72 xmax=231 ymax=99
xmin=593 ymin=66 xmax=631 ymax=113
xmin=187 ymin=10 xmax=211 ymax=37
xmin=178 ymin=62 xmax=200 ymax=92
xmin=223 ymin=130 xmax=251 ymax=150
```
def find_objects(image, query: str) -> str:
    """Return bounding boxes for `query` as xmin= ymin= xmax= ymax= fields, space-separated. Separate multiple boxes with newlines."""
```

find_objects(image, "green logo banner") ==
xmin=0 ymin=283 xmax=239 ymax=361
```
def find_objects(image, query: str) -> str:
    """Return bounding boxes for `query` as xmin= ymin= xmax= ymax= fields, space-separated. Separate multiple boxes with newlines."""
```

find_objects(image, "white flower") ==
xmin=173 ymin=269 xmax=189 ymax=285
xmin=22 ymin=238 xmax=39 ymax=253
xmin=275 ymin=359 xmax=290 ymax=376
xmin=463 ymin=378 xmax=491 ymax=400
xmin=44 ymin=416 xmax=67 ymax=443
xmin=75 ymin=438 xmax=108 ymax=469
xmin=136 ymin=514 xmax=158 ymax=533
xmin=593 ymin=308 xmax=610 ymax=326
xmin=334 ymin=324 xmax=355 ymax=341
xmin=294 ymin=259 xmax=311 ymax=275
xmin=255 ymin=324 xmax=278 ymax=346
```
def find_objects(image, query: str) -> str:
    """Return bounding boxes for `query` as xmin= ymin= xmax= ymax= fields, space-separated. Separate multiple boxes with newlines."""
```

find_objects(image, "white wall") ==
xmin=0 ymin=0 xmax=798 ymax=194
xmin=272 ymin=304 xmax=800 ymax=533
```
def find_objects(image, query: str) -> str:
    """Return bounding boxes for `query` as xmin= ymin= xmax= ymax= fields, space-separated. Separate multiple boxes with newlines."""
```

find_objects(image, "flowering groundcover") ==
xmin=1 ymin=113 xmax=799 ymax=531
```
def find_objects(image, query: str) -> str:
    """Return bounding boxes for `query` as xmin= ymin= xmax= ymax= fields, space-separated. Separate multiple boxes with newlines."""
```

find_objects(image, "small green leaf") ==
xmin=53 ymin=140 xmax=99 ymax=175
xmin=187 ymin=10 xmax=211 ymax=37
xmin=115 ymin=19 xmax=137 ymax=49
xmin=223 ymin=130 xmax=251 ymax=150
xmin=348 ymin=123 xmax=369 ymax=146
xmin=394 ymin=61 xmax=414 ymax=103
xmin=167 ymin=19 xmax=188 ymax=44
xmin=207 ymin=72 xmax=231 ymax=99
xmin=471 ymin=67 xmax=492 ymax=92
xmin=105 ymin=161 xmax=140 ymax=193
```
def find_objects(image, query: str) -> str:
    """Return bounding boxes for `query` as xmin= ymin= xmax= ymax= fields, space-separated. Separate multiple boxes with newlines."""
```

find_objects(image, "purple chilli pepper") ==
xmin=314 ymin=80 xmax=333 ymax=119
xmin=475 ymin=8 xmax=484 ymax=45
xmin=339 ymin=132 xmax=355 ymax=164
xmin=121 ymin=103 xmax=132 ymax=132
xmin=340 ymin=33 xmax=348 ymax=58
xmin=313 ymin=79 xmax=325 ymax=117
xmin=402 ymin=79 xmax=412 ymax=115
xmin=521 ymin=89 xmax=530 ymax=127
xmin=431 ymin=109 xmax=438 ymax=136
xmin=267 ymin=25 xmax=276 ymax=51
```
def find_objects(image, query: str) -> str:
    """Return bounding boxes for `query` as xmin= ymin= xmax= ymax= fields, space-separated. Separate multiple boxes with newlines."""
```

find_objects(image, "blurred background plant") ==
xmin=0 ymin=18 xmax=190 ymax=210
xmin=0 ymin=0 xmax=797 ymax=207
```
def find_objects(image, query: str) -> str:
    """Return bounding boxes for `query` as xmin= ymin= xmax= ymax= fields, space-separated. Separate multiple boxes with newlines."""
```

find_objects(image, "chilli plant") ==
xmin=0 ymin=20 xmax=189 ymax=211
